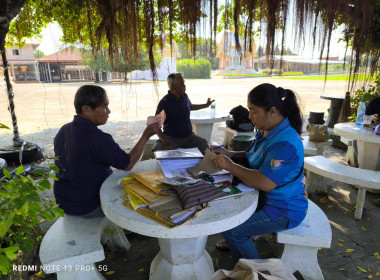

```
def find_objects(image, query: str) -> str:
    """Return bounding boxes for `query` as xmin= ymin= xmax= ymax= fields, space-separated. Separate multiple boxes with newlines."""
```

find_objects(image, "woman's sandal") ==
xmin=216 ymin=239 xmax=230 ymax=251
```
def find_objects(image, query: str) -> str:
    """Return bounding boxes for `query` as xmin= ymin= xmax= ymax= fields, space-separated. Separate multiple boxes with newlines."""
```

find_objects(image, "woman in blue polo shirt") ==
xmin=211 ymin=83 xmax=307 ymax=260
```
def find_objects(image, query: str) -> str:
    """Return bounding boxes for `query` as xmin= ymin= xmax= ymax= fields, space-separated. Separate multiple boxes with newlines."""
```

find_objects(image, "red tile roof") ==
xmin=38 ymin=47 xmax=83 ymax=63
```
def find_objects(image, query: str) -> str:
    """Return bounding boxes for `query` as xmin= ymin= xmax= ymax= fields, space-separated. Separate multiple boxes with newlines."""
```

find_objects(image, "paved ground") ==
xmin=1 ymin=77 xmax=380 ymax=280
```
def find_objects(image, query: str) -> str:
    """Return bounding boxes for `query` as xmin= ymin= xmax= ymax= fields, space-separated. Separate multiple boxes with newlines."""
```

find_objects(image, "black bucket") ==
xmin=231 ymin=135 xmax=255 ymax=151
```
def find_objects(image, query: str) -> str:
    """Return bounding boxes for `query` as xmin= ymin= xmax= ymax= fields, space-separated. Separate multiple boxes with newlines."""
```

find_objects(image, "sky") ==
xmin=37 ymin=23 xmax=63 ymax=56
xmin=37 ymin=20 xmax=346 ymax=59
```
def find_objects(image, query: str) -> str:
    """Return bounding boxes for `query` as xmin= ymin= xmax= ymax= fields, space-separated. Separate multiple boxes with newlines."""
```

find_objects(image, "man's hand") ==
xmin=142 ymin=123 xmax=159 ymax=139
xmin=206 ymin=98 xmax=215 ymax=107
xmin=373 ymin=114 xmax=380 ymax=125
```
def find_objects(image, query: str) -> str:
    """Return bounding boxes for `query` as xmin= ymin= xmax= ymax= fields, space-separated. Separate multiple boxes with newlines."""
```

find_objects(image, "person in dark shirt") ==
xmin=153 ymin=73 xmax=214 ymax=152
xmin=54 ymin=85 xmax=159 ymax=217
xmin=365 ymin=96 xmax=380 ymax=125
xmin=365 ymin=96 xmax=380 ymax=207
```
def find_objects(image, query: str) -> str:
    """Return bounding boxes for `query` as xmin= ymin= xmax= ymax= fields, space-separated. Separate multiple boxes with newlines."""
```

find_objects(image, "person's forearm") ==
xmin=157 ymin=129 xmax=169 ymax=145
xmin=191 ymin=103 xmax=209 ymax=111
xmin=125 ymin=135 xmax=149 ymax=170
xmin=226 ymin=150 xmax=246 ymax=158
xmin=228 ymin=163 xmax=276 ymax=192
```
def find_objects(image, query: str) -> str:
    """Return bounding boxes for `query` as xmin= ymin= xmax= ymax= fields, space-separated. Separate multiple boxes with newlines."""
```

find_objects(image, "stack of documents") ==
xmin=121 ymin=169 xmax=200 ymax=227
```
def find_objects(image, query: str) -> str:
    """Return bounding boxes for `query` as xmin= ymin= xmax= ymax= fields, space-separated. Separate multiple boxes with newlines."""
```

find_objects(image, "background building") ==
xmin=5 ymin=41 xmax=39 ymax=82
xmin=217 ymin=30 xmax=256 ymax=73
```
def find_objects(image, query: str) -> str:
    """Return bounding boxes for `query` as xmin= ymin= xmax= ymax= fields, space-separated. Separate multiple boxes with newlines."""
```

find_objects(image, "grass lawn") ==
xmin=274 ymin=73 xmax=374 ymax=81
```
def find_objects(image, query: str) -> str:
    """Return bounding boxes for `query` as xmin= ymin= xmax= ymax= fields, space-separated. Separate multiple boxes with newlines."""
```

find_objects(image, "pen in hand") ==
xmin=203 ymin=144 xmax=224 ymax=153
xmin=210 ymin=144 xmax=224 ymax=150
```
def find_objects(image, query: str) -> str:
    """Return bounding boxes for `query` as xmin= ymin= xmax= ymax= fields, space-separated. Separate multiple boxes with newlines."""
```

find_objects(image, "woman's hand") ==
xmin=211 ymin=154 xmax=234 ymax=171
xmin=373 ymin=114 xmax=380 ymax=125
xmin=209 ymin=146 xmax=231 ymax=157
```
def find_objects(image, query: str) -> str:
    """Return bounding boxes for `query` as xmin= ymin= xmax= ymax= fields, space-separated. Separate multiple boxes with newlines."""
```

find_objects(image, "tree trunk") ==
xmin=1 ymin=50 xmax=22 ymax=146
xmin=95 ymin=72 xmax=100 ymax=83
xmin=102 ymin=71 xmax=108 ymax=82
xmin=1 ymin=0 xmax=28 ymax=147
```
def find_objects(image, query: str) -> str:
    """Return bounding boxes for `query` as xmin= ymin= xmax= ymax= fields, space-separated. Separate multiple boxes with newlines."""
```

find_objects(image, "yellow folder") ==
xmin=131 ymin=170 xmax=172 ymax=194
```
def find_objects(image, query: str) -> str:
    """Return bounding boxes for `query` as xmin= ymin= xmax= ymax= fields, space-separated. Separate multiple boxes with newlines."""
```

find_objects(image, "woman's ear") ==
xmin=269 ymin=106 xmax=277 ymax=116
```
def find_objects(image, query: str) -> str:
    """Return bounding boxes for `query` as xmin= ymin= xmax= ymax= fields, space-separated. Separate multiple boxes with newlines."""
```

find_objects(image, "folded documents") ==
xmin=157 ymin=176 xmax=202 ymax=186
xmin=154 ymin=147 xmax=204 ymax=160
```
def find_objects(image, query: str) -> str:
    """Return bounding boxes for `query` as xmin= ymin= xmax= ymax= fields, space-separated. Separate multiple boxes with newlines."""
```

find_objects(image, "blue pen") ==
xmin=203 ymin=144 xmax=224 ymax=153
xmin=211 ymin=144 xmax=224 ymax=150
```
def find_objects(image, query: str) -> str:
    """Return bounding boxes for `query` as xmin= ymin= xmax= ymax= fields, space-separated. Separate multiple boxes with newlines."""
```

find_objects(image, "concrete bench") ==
xmin=39 ymin=215 xmax=130 ymax=280
xmin=302 ymin=136 xmax=332 ymax=156
xmin=217 ymin=125 xmax=256 ymax=150
xmin=304 ymin=156 xmax=380 ymax=220
xmin=277 ymin=200 xmax=332 ymax=280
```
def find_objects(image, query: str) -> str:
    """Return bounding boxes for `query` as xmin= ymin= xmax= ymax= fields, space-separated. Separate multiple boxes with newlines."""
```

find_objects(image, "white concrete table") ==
xmin=190 ymin=110 xmax=230 ymax=143
xmin=100 ymin=159 xmax=258 ymax=280
xmin=334 ymin=122 xmax=380 ymax=171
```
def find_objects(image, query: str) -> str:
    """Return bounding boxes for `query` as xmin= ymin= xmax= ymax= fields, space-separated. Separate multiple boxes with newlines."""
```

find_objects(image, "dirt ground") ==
xmin=1 ymin=77 xmax=379 ymax=280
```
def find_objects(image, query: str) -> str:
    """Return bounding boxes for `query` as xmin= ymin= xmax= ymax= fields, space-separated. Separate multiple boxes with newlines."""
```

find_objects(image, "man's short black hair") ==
xmin=74 ymin=85 xmax=107 ymax=114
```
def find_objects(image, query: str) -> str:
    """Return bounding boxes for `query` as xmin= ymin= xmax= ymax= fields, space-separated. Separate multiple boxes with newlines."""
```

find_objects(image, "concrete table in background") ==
xmin=190 ymin=110 xmax=230 ymax=143
xmin=320 ymin=95 xmax=345 ymax=128
xmin=334 ymin=122 xmax=380 ymax=171
xmin=100 ymin=159 xmax=258 ymax=280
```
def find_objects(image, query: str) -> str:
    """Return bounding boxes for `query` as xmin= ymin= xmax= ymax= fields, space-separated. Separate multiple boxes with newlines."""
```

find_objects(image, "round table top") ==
xmin=190 ymin=110 xmax=230 ymax=124
xmin=100 ymin=160 xmax=258 ymax=239
xmin=320 ymin=95 xmax=345 ymax=100
xmin=334 ymin=122 xmax=380 ymax=144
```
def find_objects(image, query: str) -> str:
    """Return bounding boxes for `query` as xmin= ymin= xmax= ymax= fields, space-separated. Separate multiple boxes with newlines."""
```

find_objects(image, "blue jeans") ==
xmin=222 ymin=209 xmax=289 ymax=260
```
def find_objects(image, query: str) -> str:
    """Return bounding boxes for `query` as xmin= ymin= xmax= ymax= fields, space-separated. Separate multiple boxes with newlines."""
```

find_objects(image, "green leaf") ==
xmin=50 ymin=174 xmax=58 ymax=181
xmin=0 ymin=254 xmax=12 ymax=275
xmin=34 ymin=169 xmax=46 ymax=177
xmin=0 ymin=123 xmax=10 ymax=130
xmin=38 ymin=179 xmax=51 ymax=189
xmin=2 ymin=169 xmax=11 ymax=179
xmin=16 ymin=165 xmax=24 ymax=176
xmin=26 ymin=192 xmax=41 ymax=203
xmin=49 ymin=165 xmax=59 ymax=173
xmin=0 ymin=222 xmax=10 ymax=238
xmin=13 ymin=198 xmax=25 ymax=209
xmin=22 ymin=237 xmax=35 ymax=251
xmin=3 ymin=246 xmax=19 ymax=260
xmin=20 ymin=204 xmax=29 ymax=217
xmin=0 ymin=190 xmax=12 ymax=197
xmin=0 ymin=213 xmax=14 ymax=238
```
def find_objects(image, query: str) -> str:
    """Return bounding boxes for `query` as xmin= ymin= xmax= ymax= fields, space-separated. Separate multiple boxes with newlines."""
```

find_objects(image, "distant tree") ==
xmin=256 ymin=45 xmax=264 ymax=58
xmin=82 ymin=50 xmax=112 ymax=83
xmin=34 ymin=49 xmax=44 ymax=58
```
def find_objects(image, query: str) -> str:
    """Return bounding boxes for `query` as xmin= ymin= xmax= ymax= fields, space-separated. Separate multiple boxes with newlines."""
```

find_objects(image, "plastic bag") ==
xmin=210 ymin=258 xmax=297 ymax=280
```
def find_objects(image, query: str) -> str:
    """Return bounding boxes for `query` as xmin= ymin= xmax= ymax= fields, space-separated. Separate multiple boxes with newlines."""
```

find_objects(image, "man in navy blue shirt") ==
xmin=153 ymin=73 xmax=214 ymax=152
xmin=54 ymin=85 xmax=159 ymax=217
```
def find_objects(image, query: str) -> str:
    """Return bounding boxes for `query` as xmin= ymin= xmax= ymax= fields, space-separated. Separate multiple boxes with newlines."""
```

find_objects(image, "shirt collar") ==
xmin=256 ymin=117 xmax=290 ymax=142
xmin=168 ymin=90 xmax=185 ymax=101
xmin=73 ymin=115 xmax=98 ymax=129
